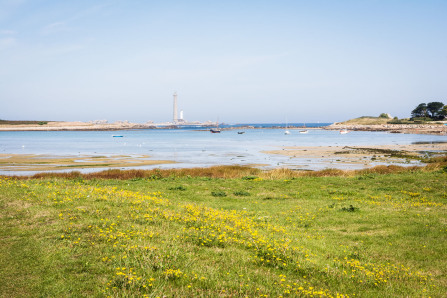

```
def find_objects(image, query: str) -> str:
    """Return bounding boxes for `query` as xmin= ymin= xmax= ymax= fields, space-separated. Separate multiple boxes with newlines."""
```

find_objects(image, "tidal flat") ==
xmin=1 ymin=143 xmax=446 ymax=174
xmin=264 ymin=143 xmax=447 ymax=170
xmin=2 ymin=128 xmax=447 ymax=173
xmin=0 ymin=153 xmax=175 ymax=173
xmin=1 ymin=164 xmax=446 ymax=297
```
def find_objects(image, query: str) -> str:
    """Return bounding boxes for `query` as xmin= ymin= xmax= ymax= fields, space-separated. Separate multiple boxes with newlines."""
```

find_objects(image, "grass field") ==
xmin=1 ymin=165 xmax=446 ymax=297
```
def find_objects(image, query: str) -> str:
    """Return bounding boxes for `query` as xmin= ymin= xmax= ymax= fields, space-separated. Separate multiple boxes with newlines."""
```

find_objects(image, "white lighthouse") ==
xmin=173 ymin=92 xmax=178 ymax=123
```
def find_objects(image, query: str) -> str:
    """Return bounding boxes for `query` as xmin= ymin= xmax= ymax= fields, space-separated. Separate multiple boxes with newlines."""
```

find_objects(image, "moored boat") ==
xmin=210 ymin=120 xmax=221 ymax=133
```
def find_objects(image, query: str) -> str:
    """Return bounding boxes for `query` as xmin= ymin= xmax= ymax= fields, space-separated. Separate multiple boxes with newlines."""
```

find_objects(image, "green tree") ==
xmin=411 ymin=103 xmax=428 ymax=118
xmin=440 ymin=105 xmax=447 ymax=117
xmin=426 ymin=102 xmax=444 ymax=118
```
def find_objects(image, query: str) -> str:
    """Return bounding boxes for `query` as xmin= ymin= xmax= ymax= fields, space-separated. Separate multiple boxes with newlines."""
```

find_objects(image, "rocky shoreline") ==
xmin=325 ymin=123 xmax=447 ymax=135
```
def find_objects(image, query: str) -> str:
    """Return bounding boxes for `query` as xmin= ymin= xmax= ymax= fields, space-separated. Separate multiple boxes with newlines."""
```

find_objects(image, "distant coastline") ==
xmin=1 ymin=119 xmax=446 ymax=135
xmin=0 ymin=120 xmax=330 ymax=131
xmin=0 ymin=120 xmax=216 ymax=131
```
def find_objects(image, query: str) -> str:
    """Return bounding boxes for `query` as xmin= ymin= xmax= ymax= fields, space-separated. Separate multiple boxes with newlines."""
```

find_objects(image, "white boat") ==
xmin=299 ymin=123 xmax=308 ymax=134
xmin=284 ymin=120 xmax=291 ymax=135
xmin=340 ymin=129 xmax=349 ymax=134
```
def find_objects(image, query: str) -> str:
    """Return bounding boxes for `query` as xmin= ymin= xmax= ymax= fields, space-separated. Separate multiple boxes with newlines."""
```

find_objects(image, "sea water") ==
xmin=0 ymin=124 xmax=446 ymax=174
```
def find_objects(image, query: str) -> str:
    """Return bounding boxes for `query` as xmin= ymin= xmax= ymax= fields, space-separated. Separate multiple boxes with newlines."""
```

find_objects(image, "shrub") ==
xmin=234 ymin=190 xmax=250 ymax=196
xmin=242 ymin=176 xmax=258 ymax=180
xmin=211 ymin=191 xmax=227 ymax=197
xmin=340 ymin=205 xmax=359 ymax=212
xmin=169 ymin=186 xmax=187 ymax=191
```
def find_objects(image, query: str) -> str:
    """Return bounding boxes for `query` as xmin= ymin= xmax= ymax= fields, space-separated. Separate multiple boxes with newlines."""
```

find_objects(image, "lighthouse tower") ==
xmin=173 ymin=92 xmax=178 ymax=123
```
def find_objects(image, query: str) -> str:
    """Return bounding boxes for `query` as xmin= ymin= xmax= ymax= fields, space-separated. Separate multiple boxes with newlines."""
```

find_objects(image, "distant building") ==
xmin=173 ymin=92 xmax=178 ymax=123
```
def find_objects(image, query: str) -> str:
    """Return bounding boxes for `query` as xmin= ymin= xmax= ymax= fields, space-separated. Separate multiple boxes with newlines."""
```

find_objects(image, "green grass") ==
xmin=0 ymin=120 xmax=51 ymax=125
xmin=1 ymin=169 xmax=446 ymax=297
xmin=338 ymin=117 xmax=391 ymax=125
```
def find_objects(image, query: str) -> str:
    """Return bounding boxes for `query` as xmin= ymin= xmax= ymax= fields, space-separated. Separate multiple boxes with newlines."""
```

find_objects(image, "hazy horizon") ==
xmin=1 ymin=1 xmax=446 ymax=124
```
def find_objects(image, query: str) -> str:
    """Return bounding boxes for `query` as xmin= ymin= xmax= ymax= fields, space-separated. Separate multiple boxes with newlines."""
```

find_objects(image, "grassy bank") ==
xmin=338 ymin=116 xmax=392 ymax=125
xmin=1 ymin=166 xmax=446 ymax=297
xmin=0 ymin=120 xmax=50 ymax=125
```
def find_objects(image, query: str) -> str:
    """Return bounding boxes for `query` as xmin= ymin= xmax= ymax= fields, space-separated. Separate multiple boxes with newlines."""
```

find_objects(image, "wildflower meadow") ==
xmin=1 ymin=167 xmax=446 ymax=297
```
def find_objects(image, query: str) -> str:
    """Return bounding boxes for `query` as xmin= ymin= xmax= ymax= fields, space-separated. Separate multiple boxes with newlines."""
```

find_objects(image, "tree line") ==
xmin=411 ymin=101 xmax=446 ymax=120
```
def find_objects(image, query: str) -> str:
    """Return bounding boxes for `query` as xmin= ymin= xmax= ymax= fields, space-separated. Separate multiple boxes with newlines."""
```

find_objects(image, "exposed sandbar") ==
xmin=263 ymin=143 xmax=447 ymax=168
xmin=0 ymin=154 xmax=175 ymax=172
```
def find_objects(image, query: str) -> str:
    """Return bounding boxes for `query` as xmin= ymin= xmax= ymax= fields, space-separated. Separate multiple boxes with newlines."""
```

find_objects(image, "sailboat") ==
xmin=210 ymin=120 xmax=221 ymax=133
xmin=284 ymin=119 xmax=291 ymax=134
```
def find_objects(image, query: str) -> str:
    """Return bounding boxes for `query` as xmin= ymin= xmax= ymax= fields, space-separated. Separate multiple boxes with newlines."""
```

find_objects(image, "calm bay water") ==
xmin=0 ymin=123 xmax=446 ymax=174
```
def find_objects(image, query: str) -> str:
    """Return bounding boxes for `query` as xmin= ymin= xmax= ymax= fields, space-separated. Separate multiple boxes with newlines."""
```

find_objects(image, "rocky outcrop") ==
xmin=325 ymin=123 xmax=447 ymax=135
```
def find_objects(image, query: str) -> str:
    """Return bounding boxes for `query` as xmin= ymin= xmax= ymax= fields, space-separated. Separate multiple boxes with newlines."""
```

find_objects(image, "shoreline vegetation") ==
xmin=1 ymin=156 xmax=446 ymax=297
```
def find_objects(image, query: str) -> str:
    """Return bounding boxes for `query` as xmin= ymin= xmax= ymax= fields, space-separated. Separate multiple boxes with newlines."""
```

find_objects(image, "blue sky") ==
xmin=1 ymin=0 xmax=446 ymax=123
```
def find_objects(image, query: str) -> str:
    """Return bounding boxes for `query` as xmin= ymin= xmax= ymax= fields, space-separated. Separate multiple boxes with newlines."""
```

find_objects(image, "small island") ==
xmin=326 ymin=102 xmax=447 ymax=135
